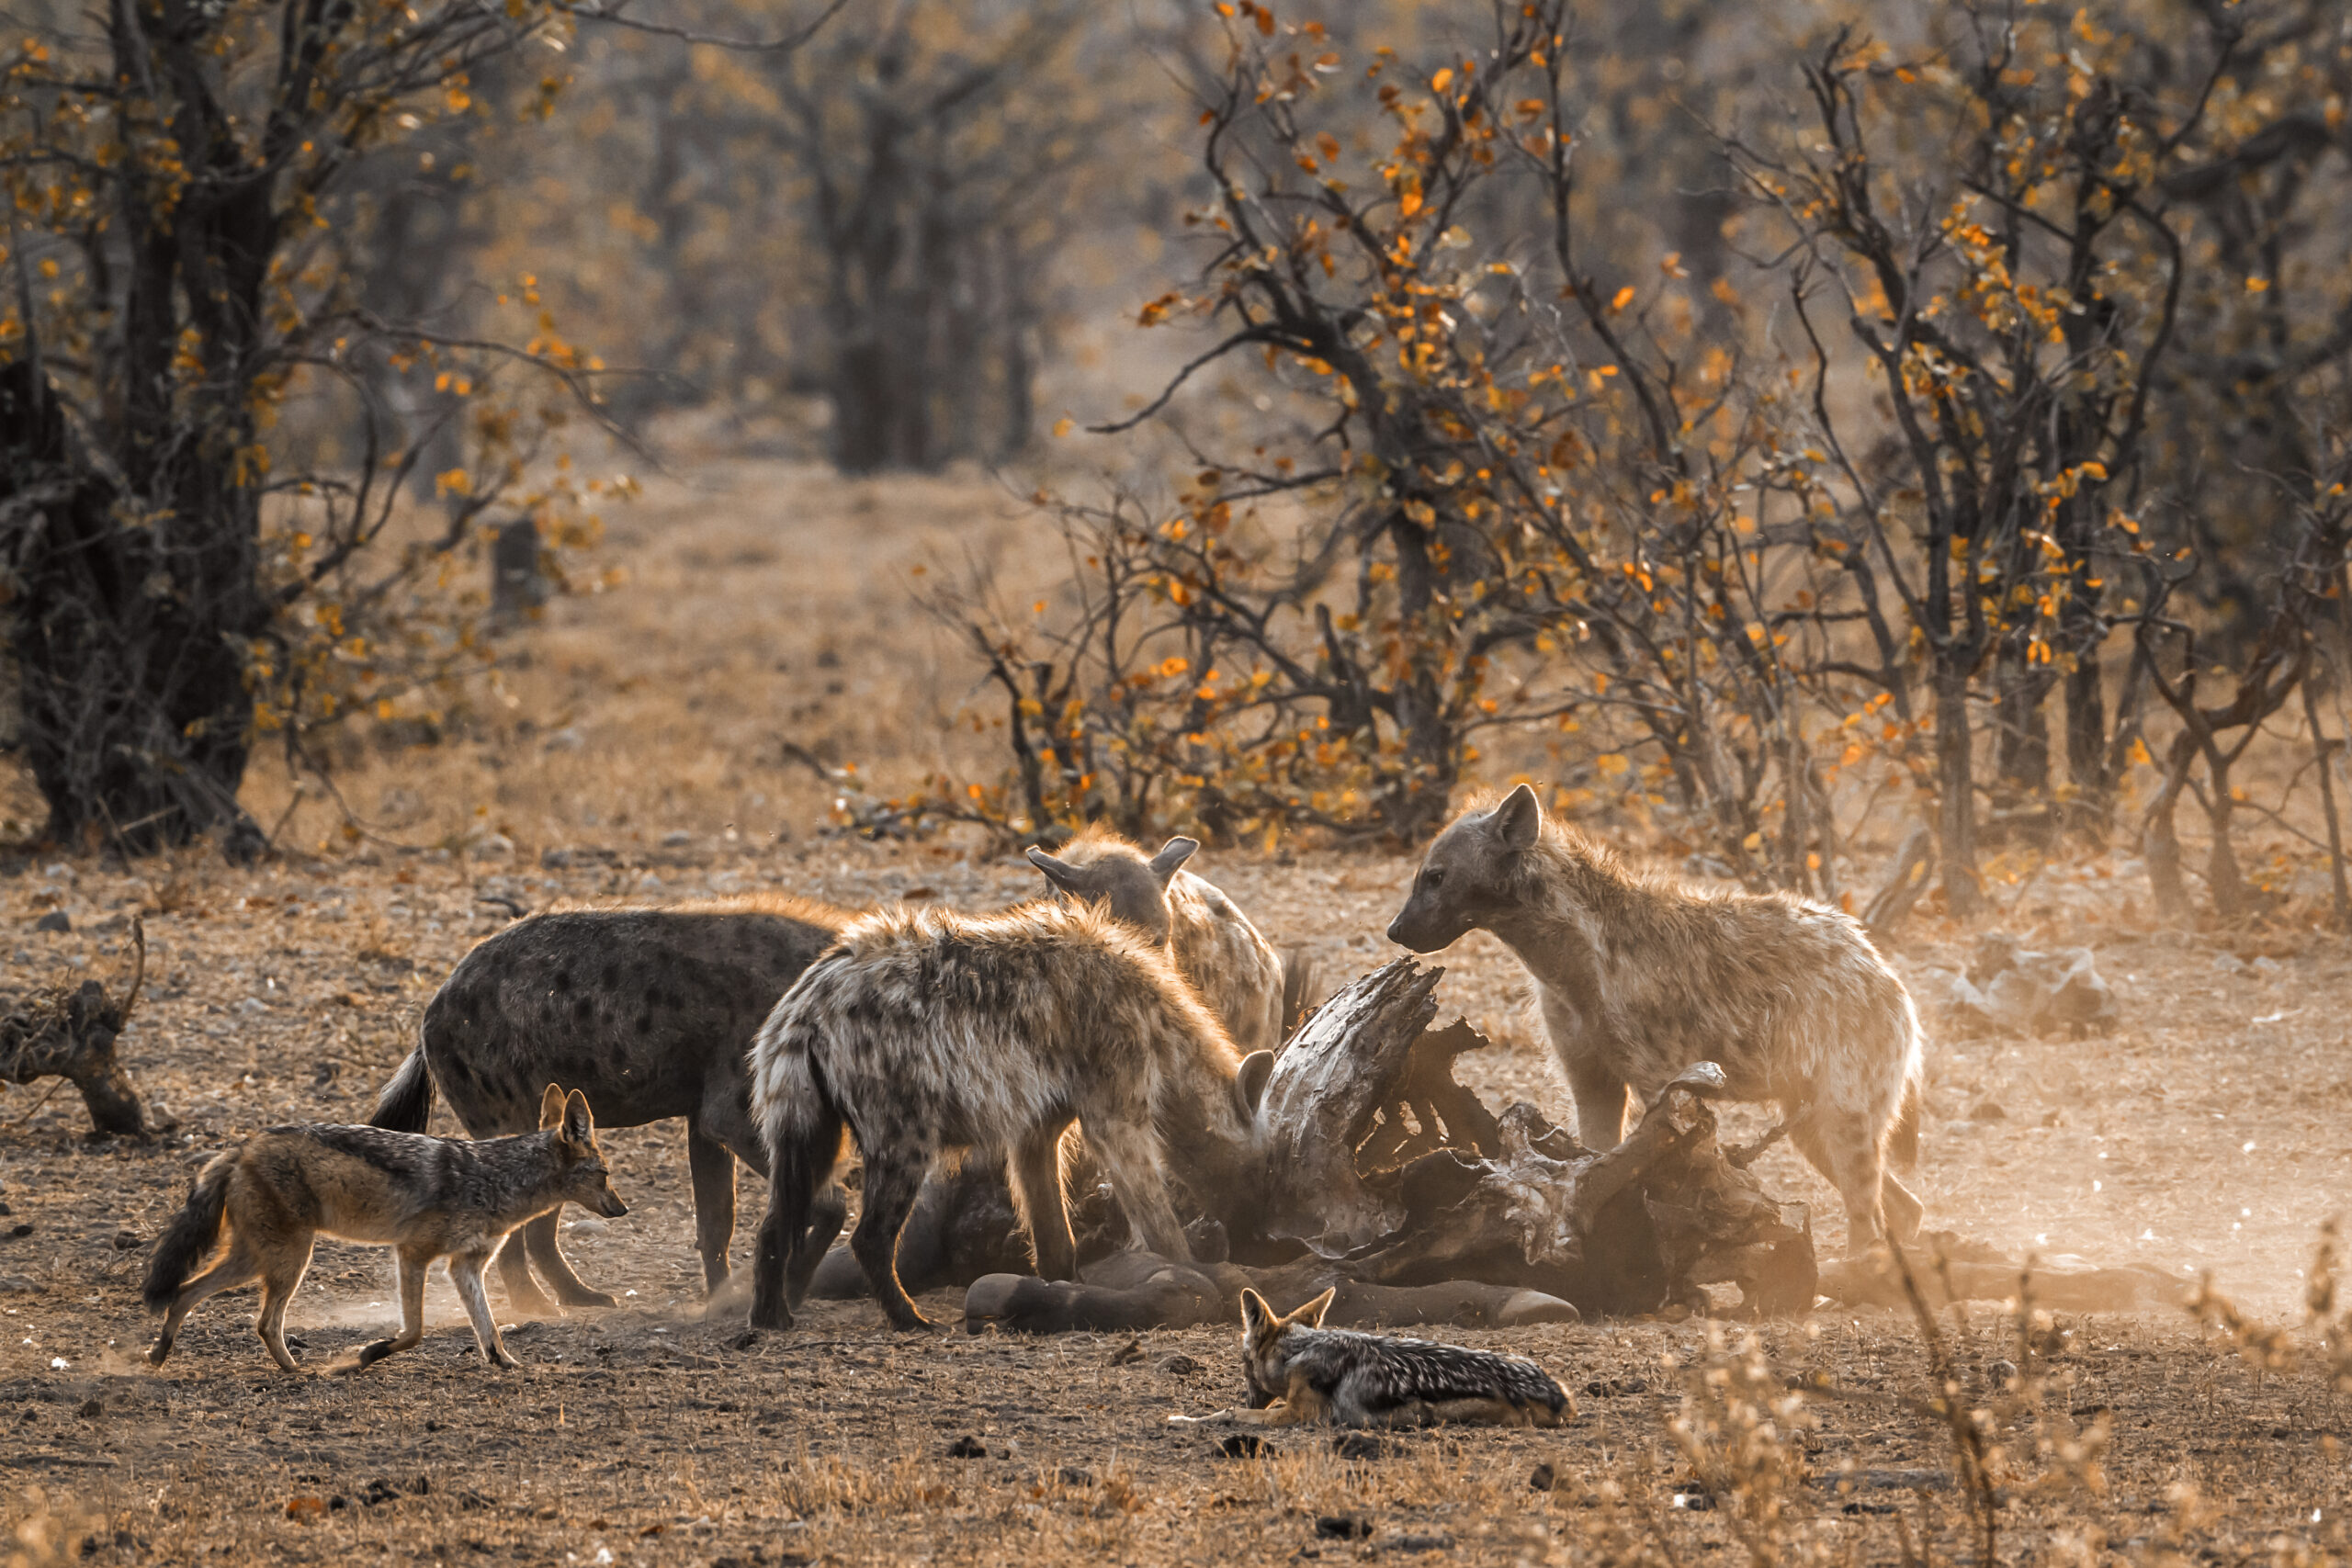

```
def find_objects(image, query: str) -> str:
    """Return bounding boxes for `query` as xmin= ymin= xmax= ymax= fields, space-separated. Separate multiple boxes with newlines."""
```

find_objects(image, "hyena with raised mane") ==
xmin=1025 ymin=829 xmax=1304 ymax=1054
xmin=746 ymin=901 xmax=1269 ymax=1331
xmin=369 ymin=895 xmax=850 ymax=1314
xmin=1387 ymin=784 xmax=1925 ymax=1248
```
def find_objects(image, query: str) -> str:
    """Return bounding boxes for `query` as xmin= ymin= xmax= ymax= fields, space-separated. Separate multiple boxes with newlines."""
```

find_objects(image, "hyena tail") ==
xmin=368 ymin=1046 xmax=435 ymax=1133
xmin=1888 ymin=1074 xmax=1922 ymax=1172
xmin=1280 ymin=946 xmax=1318 ymax=1041
xmin=142 ymin=1156 xmax=232 ymax=1313
xmin=756 ymin=1021 xmax=848 ymax=1308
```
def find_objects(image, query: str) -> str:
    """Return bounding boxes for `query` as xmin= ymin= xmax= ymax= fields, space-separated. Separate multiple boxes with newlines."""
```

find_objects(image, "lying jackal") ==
xmin=1174 ymin=1288 xmax=1572 ymax=1427
xmin=143 ymin=1085 xmax=627 ymax=1373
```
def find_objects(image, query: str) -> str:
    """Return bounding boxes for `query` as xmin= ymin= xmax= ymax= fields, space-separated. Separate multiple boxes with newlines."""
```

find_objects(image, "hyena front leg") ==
xmin=148 ymin=1241 xmax=262 ymax=1367
xmin=355 ymin=1246 xmax=435 ymax=1371
xmin=685 ymin=1119 xmax=739 ymax=1292
xmin=1009 ymin=1116 xmax=1079 ymax=1281
xmin=1561 ymin=1055 xmax=1631 ymax=1151
xmin=1080 ymin=1119 xmax=1191 ymax=1263
xmin=849 ymin=1150 xmax=935 ymax=1331
xmin=253 ymin=1235 xmax=317 ymax=1374
xmin=449 ymin=1250 xmax=522 ymax=1369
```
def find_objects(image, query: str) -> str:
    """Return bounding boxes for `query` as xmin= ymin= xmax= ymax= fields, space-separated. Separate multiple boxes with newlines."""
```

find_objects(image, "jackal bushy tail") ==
xmin=142 ymin=1156 xmax=232 ymax=1313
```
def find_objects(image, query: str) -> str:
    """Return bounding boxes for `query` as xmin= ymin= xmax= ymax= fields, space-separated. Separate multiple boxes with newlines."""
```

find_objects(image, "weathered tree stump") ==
xmin=1 ymin=919 xmax=153 ymax=1136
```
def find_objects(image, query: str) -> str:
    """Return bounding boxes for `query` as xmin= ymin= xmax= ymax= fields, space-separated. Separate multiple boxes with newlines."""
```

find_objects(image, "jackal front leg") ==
xmin=352 ymin=1246 xmax=433 ymax=1371
xmin=450 ymin=1249 xmax=522 ymax=1369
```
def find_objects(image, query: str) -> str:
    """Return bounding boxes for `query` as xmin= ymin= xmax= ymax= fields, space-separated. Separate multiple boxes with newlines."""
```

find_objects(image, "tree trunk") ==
xmin=1932 ymin=656 xmax=1982 ymax=918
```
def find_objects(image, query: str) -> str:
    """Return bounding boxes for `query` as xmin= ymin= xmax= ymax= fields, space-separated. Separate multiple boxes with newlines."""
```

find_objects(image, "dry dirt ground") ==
xmin=3 ymin=462 xmax=2349 ymax=1566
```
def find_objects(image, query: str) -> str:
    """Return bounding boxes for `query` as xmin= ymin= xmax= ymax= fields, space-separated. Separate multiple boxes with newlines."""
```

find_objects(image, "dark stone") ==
xmin=1315 ymin=1514 xmax=1373 ymax=1540
xmin=1215 ymin=1434 xmax=1272 ymax=1460
xmin=944 ymin=1435 xmax=987 ymax=1459
xmin=1330 ymin=1433 xmax=1399 ymax=1461
xmin=33 ymin=911 xmax=69 ymax=933
xmin=1528 ymin=1462 xmax=1557 ymax=1492
xmin=1157 ymin=1353 xmax=1204 ymax=1376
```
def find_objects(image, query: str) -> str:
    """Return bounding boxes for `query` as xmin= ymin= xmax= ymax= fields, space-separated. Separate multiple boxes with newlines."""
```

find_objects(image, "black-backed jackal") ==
xmin=143 ymin=1085 xmax=628 ymax=1372
xmin=1174 ymin=1288 xmax=1572 ymax=1428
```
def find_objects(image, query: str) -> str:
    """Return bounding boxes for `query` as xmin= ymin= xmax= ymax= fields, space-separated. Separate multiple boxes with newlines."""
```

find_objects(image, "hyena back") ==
xmin=1026 ymin=829 xmax=1292 ymax=1054
xmin=1387 ymin=784 xmax=1925 ymax=1249
xmin=748 ymin=900 xmax=1260 ymax=1331
xmin=369 ymin=897 xmax=848 ymax=1313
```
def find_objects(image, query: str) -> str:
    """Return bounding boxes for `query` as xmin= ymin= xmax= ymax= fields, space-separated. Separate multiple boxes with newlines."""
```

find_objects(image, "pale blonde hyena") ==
xmin=1025 ymin=830 xmax=1298 ymax=1054
xmin=745 ymin=901 xmax=1268 ymax=1331
xmin=1386 ymin=784 xmax=1925 ymax=1249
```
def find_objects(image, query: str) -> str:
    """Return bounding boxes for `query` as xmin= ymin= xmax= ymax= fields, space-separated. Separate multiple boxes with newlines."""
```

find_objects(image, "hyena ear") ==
xmin=560 ymin=1089 xmax=594 ymax=1146
xmin=1491 ymin=783 xmax=1544 ymax=851
xmin=537 ymin=1083 xmax=567 ymax=1130
xmin=1026 ymin=846 xmax=1086 ymax=897
xmin=1148 ymin=836 xmax=1199 ymax=886
xmin=1233 ymin=1049 xmax=1275 ymax=1122
xmin=1239 ymin=1287 xmax=1274 ymax=1338
xmin=1290 ymin=1286 xmax=1338 ymax=1329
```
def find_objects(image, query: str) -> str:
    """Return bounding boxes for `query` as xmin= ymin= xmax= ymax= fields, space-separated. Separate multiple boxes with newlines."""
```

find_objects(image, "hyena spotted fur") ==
xmin=369 ymin=896 xmax=849 ymax=1314
xmin=1025 ymin=829 xmax=1299 ymax=1054
xmin=747 ymin=900 xmax=1267 ymax=1332
xmin=1387 ymin=784 xmax=1925 ymax=1248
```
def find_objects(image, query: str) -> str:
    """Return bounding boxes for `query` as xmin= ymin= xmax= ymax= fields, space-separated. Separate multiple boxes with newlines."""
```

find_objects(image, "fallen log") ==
xmin=1 ymin=919 xmax=153 ymax=1136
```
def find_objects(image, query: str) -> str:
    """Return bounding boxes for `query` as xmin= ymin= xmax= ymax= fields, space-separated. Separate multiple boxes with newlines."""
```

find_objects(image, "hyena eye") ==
xmin=1423 ymin=868 xmax=1445 ymax=889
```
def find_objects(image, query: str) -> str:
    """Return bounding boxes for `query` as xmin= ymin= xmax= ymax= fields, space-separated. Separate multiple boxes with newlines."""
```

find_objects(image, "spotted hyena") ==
xmin=1385 ymin=784 xmax=1925 ymax=1249
xmin=370 ymin=897 xmax=849 ymax=1314
xmin=1026 ymin=829 xmax=1304 ymax=1054
xmin=746 ymin=900 xmax=1269 ymax=1331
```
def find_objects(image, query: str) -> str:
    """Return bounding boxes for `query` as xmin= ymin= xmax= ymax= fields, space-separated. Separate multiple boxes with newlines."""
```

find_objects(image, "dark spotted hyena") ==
xmin=370 ymin=896 xmax=848 ymax=1314
xmin=1386 ymin=784 xmax=1925 ymax=1249
xmin=1026 ymin=830 xmax=1295 ymax=1054
xmin=746 ymin=900 xmax=1265 ymax=1331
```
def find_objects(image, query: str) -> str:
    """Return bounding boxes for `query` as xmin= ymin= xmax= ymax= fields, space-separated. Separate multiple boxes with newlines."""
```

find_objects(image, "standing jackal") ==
xmin=143 ymin=1086 xmax=628 ymax=1373
xmin=1026 ymin=831 xmax=1298 ymax=1053
xmin=1176 ymin=1288 xmax=1571 ymax=1427
xmin=746 ymin=902 xmax=1265 ymax=1331
xmin=1387 ymin=784 xmax=1926 ymax=1248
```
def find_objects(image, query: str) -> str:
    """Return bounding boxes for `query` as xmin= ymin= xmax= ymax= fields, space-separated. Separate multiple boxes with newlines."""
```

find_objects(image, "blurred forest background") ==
xmin=4 ymin=0 xmax=2350 ymax=929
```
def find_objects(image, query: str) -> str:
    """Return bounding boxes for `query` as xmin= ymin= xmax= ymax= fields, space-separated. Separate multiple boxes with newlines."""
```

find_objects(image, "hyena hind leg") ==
xmin=1792 ymin=1118 xmax=1895 ymax=1254
xmin=1008 ymin=1117 xmax=1080 ymax=1282
xmin=1080 ymin=1119 xmax=1191 ymax=1262
xmin=521 ymin=1209 xmax=618 ymax=1310
xmin=493 ymin=1222 xmax=562 ymax=1320
xmin=148 ymin=1242 xmax=263 ymax=1367
xmin=848 ymin=1151 xmax=936 ymax=1331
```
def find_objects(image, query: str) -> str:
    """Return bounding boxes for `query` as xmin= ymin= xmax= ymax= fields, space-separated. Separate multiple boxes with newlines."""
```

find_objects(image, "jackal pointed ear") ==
xmin=1239 ymin=1287 xmax=1275 ymax=1338
xmin=1290 ymin=1286 xmax=1338 ymax=1329
xmin=537 ymin=1083 xmax=567 ymax=1130
xmin=1026 ymin=846 xmax=1085 ymax=896
xmin=1148 ymin=836 xmax=1199 ymax=885
xmin=560 ymin=1088 xmax=594 ymax=1146
xmin=1233 ymin=1049 xmax=1275 ymax=1122
xmin=1492 ymin=783 xmax=1544 ymax=851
